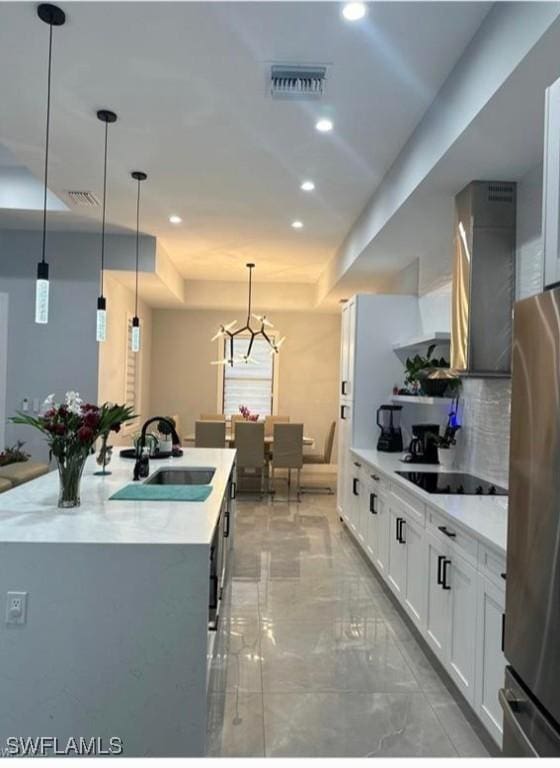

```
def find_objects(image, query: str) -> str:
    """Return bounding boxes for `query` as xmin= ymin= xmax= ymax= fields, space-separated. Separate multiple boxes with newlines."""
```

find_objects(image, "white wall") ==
xmin=150 ymin=309 xmax=340 ymax=460
xmin=0 ymin=293 xmax=8 ymax=449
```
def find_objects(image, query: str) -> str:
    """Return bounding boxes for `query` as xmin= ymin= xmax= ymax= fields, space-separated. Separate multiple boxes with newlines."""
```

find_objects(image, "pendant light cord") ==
xmin=100 ymin=119 xmax=109 ymax=298
xmin=135 ymin=177 xmax=140 ymax=317
xmin=41 ymin=22 xmax=53 ymax=265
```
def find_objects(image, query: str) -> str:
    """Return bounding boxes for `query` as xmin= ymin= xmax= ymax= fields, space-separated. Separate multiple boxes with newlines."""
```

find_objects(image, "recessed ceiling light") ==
xmin=315 ymin=118 xmax=333 ymax=133
xmin=342 ymin=2 xmax=367 ymax=21
xmin=300 ymin=180 xmax=315 ymax=192
xmin=292 ymin=220 xmax=303 ymax=229
xmin=169 ymin=215 xmax=182 ymax=224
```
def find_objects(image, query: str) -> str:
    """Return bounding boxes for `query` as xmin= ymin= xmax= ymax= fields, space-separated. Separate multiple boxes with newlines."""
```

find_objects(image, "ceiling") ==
xmin=0 ymin=1 xmax=490 ymax=286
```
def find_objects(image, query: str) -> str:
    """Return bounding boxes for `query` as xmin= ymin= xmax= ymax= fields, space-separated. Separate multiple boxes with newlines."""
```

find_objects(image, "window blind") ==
xmin=223 ymin=337 xmax=274 ymax=417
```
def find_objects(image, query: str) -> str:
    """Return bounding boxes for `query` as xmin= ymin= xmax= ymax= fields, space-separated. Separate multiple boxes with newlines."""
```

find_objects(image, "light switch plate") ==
xmin=5 ymin=591 xmax=28 ymax=625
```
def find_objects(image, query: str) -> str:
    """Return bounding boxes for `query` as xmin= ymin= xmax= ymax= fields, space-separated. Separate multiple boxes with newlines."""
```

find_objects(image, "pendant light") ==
xmin=211 ymin=263 xmax=285 ymax=366
xmin=95 ymin=110 xmax=117 ymax=342
xmin=35 ymin=3 xmax=65 ymax=324
xmin=131 ymin=171 xmax=147 ymax=353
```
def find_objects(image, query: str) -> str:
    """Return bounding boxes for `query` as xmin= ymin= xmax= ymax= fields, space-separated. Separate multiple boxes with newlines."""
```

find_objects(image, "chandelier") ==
xmin=211 ymin=263 xmax=285 ymax=366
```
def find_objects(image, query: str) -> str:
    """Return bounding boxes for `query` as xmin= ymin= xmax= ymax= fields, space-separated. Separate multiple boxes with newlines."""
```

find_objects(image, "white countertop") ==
xmin=0 ymin=448 xmax=236 ymax=546
xmin=350 ymin=448 xmax=508 ymax=556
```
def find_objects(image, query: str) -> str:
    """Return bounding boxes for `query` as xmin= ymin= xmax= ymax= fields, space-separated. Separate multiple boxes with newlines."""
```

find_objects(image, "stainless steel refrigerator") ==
xmin=502 ymin=286 xmax=560 ymax=756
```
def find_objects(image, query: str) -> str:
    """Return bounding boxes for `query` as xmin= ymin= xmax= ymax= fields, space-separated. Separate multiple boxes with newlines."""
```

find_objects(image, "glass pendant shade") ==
xmin=96 ymin=296 xmax=107 ymax=343
xmin=35 ymin=261 xmax=49 ymax=324
xmin=131 ymin=316 xmax=141 ymax=353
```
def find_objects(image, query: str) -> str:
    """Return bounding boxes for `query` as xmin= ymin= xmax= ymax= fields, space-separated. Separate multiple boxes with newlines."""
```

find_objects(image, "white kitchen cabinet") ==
xmin=425 ymin=531 xmax=449 ymax=662
xmin=402 ymin=513 xmax=427 ymax=630
xmin=336 ymin=402 xmax=353 ymax=520
xmin=475 ymin=576 xmax=506 ymax=745
xmin=447 ymin=550 xmax=478 ymax=705
xmin=339 ymin=298 xmax=356 ymax=399
xmin=365 ymin=472 xmax=389 ymax=577
xmin=348 ymin=458 xmax=365 ymax=541
xmin=387 ymin=504 xmax=407 ymax=599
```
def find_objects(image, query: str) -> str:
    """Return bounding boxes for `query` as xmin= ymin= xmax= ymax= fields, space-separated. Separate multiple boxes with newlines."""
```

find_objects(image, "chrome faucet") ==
xmin=133 ymin=417 xmax=181 ymax=481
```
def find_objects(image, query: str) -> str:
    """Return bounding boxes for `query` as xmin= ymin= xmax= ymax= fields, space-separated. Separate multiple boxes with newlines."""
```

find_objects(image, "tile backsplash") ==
xmin=453 ymin=378 xmax=512 ymax=488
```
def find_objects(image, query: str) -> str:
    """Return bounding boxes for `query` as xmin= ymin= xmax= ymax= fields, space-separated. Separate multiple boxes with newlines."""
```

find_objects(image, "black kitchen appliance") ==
xmin=404 ymin=423 xmax=440 ymax=464
xmin=396 ymin=471 xmax=507 ymax=496
xmin=376 ymin=404 xmax=403 ymax=452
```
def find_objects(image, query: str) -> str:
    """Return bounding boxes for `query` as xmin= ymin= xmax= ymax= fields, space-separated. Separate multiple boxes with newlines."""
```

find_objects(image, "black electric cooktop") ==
xmin=396 ymin=471 xmax=507 ymax=496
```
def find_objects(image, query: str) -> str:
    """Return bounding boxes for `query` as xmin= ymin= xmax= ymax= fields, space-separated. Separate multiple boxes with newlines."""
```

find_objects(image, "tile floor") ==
xmin=207 ymin=486 xmax=492 ymax=757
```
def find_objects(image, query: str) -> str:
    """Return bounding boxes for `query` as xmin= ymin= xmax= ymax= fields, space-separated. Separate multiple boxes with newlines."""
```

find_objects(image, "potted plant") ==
xmin=12 ymin=392 xmax=136 ymax=508
xmin=0 ymin=441 xmax=30 ymax=467
xmin=404 ymin=345 xmax=460 ymax=397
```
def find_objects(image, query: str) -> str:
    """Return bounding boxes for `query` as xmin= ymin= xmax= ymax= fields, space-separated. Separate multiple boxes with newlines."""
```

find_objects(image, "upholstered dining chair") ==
xmin=230 ymin=414 xmax=245 ymax=439
xmin=301 ymin=420 xmax=336 ymax=494
xmin=235 ymin=421 xmax=266 ymax=494
xmin=195 ymin=420 xmax=226 ymax=448
xmin=271 ymin=423 xmax=304 ymax=500
xmin=264 ymin=415 xmax=290 ymax=438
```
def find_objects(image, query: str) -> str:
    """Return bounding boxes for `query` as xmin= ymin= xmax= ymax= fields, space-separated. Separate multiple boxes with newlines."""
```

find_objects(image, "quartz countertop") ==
xmin=350 ymin=447 xmax=508 ymax=556
xmin=0 ymin=448 xmax=236 ymax=546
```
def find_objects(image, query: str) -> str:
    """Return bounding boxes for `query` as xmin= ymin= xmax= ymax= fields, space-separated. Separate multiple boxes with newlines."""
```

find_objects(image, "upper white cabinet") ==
xmin=339 ymin=298 xmax=356 ymax=399
xmin=543 ymin=76 xmax=560 ymax=288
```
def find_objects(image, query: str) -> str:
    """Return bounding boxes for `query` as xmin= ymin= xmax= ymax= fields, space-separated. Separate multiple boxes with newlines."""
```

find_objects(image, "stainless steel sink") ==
xmin=145 ymin=467 xmax=215 ymax=486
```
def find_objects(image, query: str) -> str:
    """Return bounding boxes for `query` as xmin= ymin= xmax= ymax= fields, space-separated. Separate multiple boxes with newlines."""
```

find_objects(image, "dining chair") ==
xmin=230 ymin=414 xmax=245 ymax=440
xmin=271 ymin=423 xmax=304 ymax=500
xmin=195 ymin=420 xmax=226 ymax=448
xmin=235 ymin=421 xmax=266 ymax=495
xmin=264 ymin=415 xmax=290 ymax=438
xmin=301 ymin=420 xmax=336 ymax=495
xmin=200 ymin=413 xmax=224 ymax=421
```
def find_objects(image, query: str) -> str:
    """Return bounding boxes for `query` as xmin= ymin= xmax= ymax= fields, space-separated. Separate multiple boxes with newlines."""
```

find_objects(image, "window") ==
xmin=222 ymin=337 xmax=274 ymax=417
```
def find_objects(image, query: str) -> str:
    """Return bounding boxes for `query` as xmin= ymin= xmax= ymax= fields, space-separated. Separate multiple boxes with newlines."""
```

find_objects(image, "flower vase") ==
xmin=56 ymin=452 xmax=88 ymax=508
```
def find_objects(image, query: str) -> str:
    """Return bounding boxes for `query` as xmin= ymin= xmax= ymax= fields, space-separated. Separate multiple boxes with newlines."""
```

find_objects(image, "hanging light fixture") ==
xmin=211 ymin=263 xmax=285 ymax=366
xmin=95 ymin=109 xmax=117 ymax=342
xmin=130 ymin=171 xmax=147 ymax=353
xmin=35 ymin=3 xmax=65 ymax=324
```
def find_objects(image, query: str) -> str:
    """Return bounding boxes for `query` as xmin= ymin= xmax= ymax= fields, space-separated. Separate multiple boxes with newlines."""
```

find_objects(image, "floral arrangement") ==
xmin=239 ymin=405 xmax=259 ymax=422
xmin=0 ymin=441 xmax=30 ymax=467
xmin=11 ymin=392 xmax=136 ymax=507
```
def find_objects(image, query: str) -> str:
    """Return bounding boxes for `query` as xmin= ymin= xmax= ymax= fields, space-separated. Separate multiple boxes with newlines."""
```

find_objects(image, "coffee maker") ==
xmin=376 ymin=405 xmax=403 ymax=452
xmin=404 ymin=423 xmax=440 ymax=464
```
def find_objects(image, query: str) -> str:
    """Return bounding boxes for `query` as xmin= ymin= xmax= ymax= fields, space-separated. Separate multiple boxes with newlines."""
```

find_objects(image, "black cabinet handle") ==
xmin=442 ymin=558 xmax=451 ymax=590
xmin=395 ymin=517 xmax=400 ymax=542
xmin=437 ymin=555 xmax=445 ymax=585
xmin=400 ymin=518 xmax=406 ymax=544
xmin=224 ymin=511 xmax=230 ymax=538
xmin=341 ymin=380 xmax=348 ymax=395
xmin=396 ymin=517 xmax=405 ymax=543
xmin=352 ymin=478 xmax=359 ymax=496
xmin=438 ymin=525 xmax=457 ymax=539
xmin=501 ymin=613 xmax=506 ymax=652
xmin=353 ymin=461 xmax=362 ymax=468
xmin=371 ymin=474 xmax=380 ymax=482
xmin=370 ymin=493 xmax=377 ymax=514
xmin=340 ymin=405 xmax=347 ymax=420
xmin=230 ymin=481 xmax=236 ymax=500
xmin=501 ymin=572 xmax=506 ymax=581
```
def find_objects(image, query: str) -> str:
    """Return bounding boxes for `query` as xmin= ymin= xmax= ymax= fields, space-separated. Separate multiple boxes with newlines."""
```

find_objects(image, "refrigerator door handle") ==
xmin=499 ymin=688 xmax=539 ymax=757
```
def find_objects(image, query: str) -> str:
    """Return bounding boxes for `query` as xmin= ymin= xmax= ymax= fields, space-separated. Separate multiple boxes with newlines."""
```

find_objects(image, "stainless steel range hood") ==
xmin=451 ymin=180 xmax=516 ymax=377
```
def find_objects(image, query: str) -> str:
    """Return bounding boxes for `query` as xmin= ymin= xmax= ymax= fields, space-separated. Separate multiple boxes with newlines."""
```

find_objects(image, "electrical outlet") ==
xmin=5 ymin=591 xmax=27 ymax=625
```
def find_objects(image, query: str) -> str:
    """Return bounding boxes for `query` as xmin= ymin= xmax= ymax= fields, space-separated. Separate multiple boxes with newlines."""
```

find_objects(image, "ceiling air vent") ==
xmin=487 ymin=183 xmax=515 ymax=204
xmin=66 ymin=190 xmax=100 ymax=207
xmin=270 ymin=65 xmax=327 ymax=100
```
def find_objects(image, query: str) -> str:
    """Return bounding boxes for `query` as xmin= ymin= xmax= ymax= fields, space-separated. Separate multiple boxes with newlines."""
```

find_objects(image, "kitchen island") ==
xmin=0 ymin=447 xmax=236 ymax=757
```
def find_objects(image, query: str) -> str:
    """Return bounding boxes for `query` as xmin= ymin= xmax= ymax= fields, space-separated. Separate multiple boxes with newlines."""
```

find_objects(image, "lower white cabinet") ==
xmin=336 ymin=402 xmax=353 ymax=522
xmin=475 ymin=576 xmax=506 ymax=744
xmin=342 ymin=455 xmax=505 ymax=746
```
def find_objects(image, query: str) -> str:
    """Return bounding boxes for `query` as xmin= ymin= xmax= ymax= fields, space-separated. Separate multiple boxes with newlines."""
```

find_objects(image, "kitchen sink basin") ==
xmin=145 ymin=467 xmax=215 ymax=486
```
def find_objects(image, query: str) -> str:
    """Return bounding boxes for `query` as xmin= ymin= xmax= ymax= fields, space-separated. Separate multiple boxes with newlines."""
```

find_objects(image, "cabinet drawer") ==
xmin=428 ymin=508 xmax=478 ymax=567
xmin=366 ymin=466 xmax=388 ymax=498
xmin=478 ymin=545 xmax=507 ymax=588
xmin=389 ymin=484 xmax=426 ymax=526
